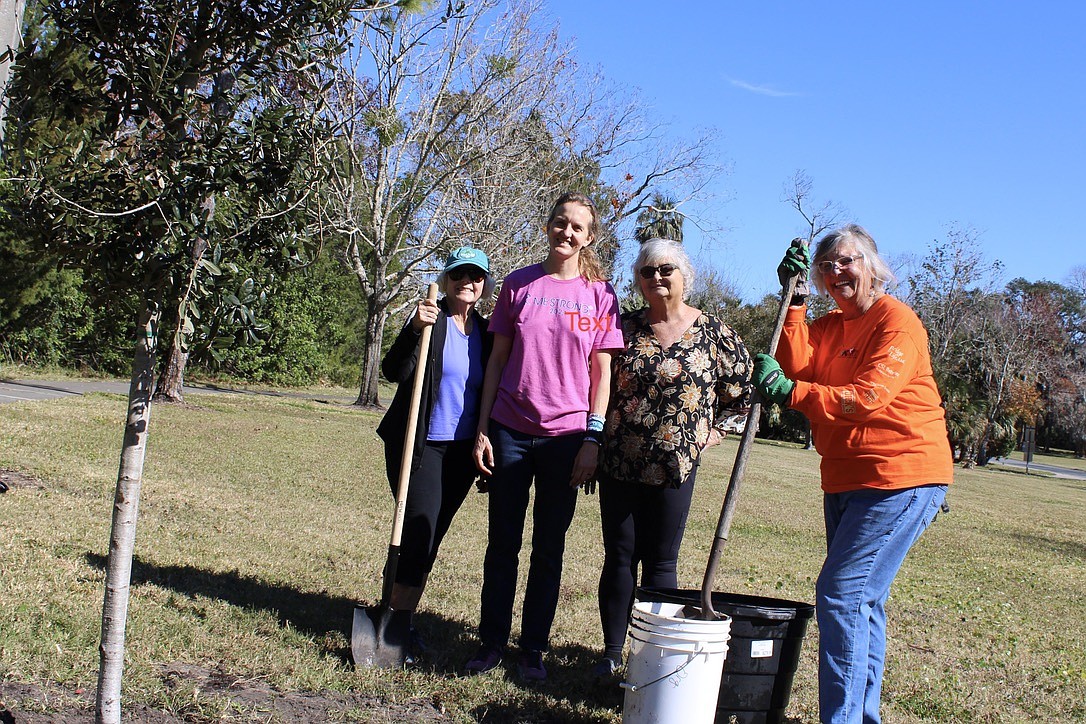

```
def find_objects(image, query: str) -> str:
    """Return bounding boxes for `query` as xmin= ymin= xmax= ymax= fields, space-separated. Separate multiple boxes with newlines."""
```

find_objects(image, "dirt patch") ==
xmin=0 ymin=469 xmax=45 ymax=493
xmin=1 ymin=664 xmax=445 ymax=723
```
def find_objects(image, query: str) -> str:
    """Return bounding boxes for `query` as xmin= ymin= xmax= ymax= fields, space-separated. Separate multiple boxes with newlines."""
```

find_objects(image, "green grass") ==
xmin=1 ymin=392 xmax=1084 ymax=723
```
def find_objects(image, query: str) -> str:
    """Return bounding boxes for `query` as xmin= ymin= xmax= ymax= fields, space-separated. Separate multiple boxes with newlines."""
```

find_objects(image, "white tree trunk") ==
xmin=0 ymin=0 xmax=26 ymax=145
xmin=95 ymin=301 xmax=159 ymax=724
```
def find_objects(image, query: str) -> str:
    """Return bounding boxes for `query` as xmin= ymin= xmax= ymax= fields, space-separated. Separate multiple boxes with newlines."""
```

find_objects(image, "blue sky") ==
xmin=542 ymin=1 xmax=1086 ymax=301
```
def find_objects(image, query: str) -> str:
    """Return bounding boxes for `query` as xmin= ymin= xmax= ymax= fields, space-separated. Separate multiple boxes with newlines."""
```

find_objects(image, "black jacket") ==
xmin=375 ymin=298 xmax=492 ymax=485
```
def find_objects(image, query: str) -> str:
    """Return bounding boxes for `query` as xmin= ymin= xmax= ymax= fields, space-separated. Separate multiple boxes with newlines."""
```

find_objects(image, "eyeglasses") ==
xmin=639 ymin=263 xmax=678 ymax=279
xmin=448 ymin=267 xmax=485 ymax=283
xmin=815 ymin=254 xmax=864 ymax=274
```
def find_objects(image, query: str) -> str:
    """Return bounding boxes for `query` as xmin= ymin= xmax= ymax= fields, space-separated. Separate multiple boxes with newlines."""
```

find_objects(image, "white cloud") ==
xmin=727 ymin=78 xmax=802 ymax=98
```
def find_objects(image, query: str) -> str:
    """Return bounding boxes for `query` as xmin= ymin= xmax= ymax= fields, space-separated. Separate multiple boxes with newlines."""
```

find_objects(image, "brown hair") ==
xmin=546 ymin=192 xmax=608 ymax=282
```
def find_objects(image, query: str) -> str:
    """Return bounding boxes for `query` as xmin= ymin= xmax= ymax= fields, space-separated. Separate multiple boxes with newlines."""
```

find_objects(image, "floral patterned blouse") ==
xmin=600 ymin=308 xmax=752 ymax=488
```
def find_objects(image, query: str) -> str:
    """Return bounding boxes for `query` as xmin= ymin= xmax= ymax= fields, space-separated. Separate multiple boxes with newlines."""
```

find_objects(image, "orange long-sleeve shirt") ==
xmin=777 ymin=296 xmax=953 ymax=494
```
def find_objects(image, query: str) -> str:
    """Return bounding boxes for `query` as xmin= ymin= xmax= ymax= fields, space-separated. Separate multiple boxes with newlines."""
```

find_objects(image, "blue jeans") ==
xmin=478 ymin=421 xmax=582 ymax=652
xmin=817 ymin=484 xmax=947 ymax=724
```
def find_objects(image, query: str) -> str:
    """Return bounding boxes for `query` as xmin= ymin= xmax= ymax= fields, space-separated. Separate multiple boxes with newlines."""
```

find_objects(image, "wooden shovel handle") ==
xmin=700 ymin=239 xmax=807 ymax=617
xmin=389 ymin=283 xmax=439 ymax=549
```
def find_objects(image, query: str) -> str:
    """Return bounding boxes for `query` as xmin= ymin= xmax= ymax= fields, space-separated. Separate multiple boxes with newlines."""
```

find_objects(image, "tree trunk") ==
xmin=153 ymin=237 xmax=206 ymax=404
xmin=95 ymin=299 xmax=159 ymax=724
xmin=0 ymin=0 xmax=27 ymax=146
xmin=354 ymin=295 xmax=385 ymax=408
xmin=154 ymin=341 xmax=187 ymax=403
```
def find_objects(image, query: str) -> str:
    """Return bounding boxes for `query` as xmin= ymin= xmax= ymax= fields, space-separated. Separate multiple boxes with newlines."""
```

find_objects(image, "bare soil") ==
xmin=0 ymin=469 xmax=44 ymax=492
xmin=0 ymin=664 xmax=444 ymax=723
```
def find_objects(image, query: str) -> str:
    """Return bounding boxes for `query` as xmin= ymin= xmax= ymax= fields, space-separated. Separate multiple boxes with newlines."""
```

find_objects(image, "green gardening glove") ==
xmin=777 ymin=239 xmax=811 ymax=303
xmin=753 ymin=354 xmax=795 ymax=406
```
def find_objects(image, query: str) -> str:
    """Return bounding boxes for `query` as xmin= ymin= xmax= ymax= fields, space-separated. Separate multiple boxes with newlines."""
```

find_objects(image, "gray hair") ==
xmin=436 ymin=269 xmax=496 ymax=302
xmin=812 ymin=224 xmax=896 ymax=295
xmin=632 ymin=238 xmax=695 ymax=300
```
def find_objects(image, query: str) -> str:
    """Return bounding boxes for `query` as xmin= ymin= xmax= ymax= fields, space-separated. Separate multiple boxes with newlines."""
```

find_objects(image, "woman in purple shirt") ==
xmin=376 ymin=247 xmax=494 ymax=660
xmin=466 ymin=193 xmax=624 ymax=681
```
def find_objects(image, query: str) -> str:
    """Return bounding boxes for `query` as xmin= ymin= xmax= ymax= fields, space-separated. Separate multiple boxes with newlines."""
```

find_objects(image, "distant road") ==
xmin=0 ymin=379 xmax=131 ymax=402
xmin=0 ymin=379 xmax=357 ymax=406
xmin=990 ymin=456 xmax=1086 ymax=481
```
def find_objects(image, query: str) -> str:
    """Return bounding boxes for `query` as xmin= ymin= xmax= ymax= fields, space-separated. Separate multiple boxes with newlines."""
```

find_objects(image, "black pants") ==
xmin=387 ymin=438 xmax=477 ymax=587
xmin=597 ymin=466 xmax=698 ymax=658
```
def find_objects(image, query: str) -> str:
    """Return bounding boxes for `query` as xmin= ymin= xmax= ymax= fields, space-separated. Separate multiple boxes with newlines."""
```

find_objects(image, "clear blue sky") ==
xmin=542 ymin=1 xmax=1086 ymax=301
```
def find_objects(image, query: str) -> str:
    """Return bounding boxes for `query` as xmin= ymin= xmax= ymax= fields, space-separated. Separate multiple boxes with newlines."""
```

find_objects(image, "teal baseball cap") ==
xmin=443 ymin=246 xmax=490 ymax=274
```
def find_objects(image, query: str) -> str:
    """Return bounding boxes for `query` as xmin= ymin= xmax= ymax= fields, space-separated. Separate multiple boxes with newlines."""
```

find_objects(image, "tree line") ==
xmin=2 ymin=0 xmax=1084 ymax=463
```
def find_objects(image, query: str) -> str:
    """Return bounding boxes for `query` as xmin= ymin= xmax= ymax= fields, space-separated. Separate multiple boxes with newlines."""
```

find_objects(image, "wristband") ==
xmin=587 ymin=413 xmax=605 ymax=433
xmin=583 ymin=429 xmax=603 ymax=445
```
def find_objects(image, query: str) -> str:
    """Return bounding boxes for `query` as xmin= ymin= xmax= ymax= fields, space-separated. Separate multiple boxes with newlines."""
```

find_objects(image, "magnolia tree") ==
xmin=4 ymin=1 xmax=361 ymax=720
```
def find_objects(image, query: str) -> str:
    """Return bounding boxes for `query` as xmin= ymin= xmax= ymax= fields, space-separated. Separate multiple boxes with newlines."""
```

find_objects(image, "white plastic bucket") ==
xmin=622 ymin=601 xmax=731 ymax=724
xmin=631 ymin=600 xmax=730 ymax=634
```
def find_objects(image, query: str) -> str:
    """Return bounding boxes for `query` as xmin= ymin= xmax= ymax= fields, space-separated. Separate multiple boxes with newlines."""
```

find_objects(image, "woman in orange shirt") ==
xmin=752 ymin=225 xmax=952 ymax=724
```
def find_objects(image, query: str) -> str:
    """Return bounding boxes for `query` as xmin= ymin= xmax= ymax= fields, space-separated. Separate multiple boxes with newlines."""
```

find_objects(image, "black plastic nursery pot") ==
xmin=637 ymin=587 xmax=814 ymax=724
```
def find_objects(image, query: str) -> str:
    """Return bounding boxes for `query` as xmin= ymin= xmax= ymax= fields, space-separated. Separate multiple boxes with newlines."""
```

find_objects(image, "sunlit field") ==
xmin=2 ymin=392 xmax=1083 ymax=722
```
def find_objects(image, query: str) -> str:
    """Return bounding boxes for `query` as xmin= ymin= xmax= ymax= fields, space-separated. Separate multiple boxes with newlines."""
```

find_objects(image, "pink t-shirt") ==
xmin=489 ymin=264 xmax=624 ymax=436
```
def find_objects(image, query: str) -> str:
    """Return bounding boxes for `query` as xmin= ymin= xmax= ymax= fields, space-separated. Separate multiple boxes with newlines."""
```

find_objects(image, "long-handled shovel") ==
xmin=699 ymin=239 xmax=808 ymax=619
xmin=351 ymin=282 xmax=439 ymax=668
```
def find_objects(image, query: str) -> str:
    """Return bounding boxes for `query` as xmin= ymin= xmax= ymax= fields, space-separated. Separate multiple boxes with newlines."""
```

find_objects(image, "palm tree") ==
xmin=634 ymin=194 xmax=684 ymax=243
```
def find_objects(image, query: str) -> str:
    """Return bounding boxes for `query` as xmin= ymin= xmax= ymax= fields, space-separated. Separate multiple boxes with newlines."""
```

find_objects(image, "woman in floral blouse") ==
xmin=592 ymin=238 xmax=752 ymax=677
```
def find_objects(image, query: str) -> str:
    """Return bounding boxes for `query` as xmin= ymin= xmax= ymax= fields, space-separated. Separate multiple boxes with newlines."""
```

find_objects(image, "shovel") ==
xmin=351 ymin=282 xmax=439 ymax=668
xmin=698 ymin=238 xmax=808 ymax=619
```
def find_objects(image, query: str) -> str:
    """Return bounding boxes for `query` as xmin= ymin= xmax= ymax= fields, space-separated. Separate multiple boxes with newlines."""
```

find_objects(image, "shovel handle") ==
xmin=700 ymin=238 xmax=807 ymax=618
xmin=382 ymin=283 xmax=439 ymax=598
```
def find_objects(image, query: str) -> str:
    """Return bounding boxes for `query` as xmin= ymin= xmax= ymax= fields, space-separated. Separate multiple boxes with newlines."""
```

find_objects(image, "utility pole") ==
xmin=0 ymin=0 xmax=26 ymax=146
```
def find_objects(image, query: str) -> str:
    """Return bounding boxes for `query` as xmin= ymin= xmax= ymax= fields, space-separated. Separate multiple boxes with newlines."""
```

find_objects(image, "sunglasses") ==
xmin=815 ymin=254 xmax=864 ymax=274
xmin=639 ymin=263 xmax=678 ymax=279
xmin=447 ymin=267 xmax=486 ymax=283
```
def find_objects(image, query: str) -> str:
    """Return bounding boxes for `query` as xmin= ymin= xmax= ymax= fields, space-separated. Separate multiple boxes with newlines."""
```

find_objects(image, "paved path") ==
xmin=989 ymin=456 xmax=1086 ymax=481
xmin=0 ymin=379 xmax=130 ymax=402
xmin=0 ymin=379 xmax=356 ymax=406
xmin=7 ymin=380 xmax=1085 ymax=481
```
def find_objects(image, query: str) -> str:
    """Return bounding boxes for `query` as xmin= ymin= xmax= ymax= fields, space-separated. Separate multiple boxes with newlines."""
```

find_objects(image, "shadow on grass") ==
xmin=398 ymin=614 xmax=625 ymax=712
xmin=1007 ymin=531 xmax=1086 ymax=559
xmin=81 ymin=553 xmax=632 ymax=716
xmin=79 ymin=553 xmax=517 ymax=679
xmin=84 ymin=553 xmax=372 ymax=660
xmin=80 ymin=555 xmax=808 ymax=721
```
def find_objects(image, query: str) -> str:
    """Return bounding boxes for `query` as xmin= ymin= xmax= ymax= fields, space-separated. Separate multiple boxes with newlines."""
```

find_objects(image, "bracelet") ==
xmin=583 ymin=429 xmax=603 ymax=445
xmin=587 ymin=413 xmax=605 ymax=433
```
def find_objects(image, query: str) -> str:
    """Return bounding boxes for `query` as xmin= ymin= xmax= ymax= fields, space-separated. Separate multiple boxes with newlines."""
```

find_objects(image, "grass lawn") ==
xmin=1 ymin=391 xmax=1083 ymax=722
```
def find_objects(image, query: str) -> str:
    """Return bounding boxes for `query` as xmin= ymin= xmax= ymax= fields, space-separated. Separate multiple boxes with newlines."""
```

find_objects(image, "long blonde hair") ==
xmin=546 ymin=192 xmax=608 ymax=282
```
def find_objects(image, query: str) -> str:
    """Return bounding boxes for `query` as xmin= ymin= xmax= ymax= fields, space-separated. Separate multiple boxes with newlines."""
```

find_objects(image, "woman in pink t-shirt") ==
xmin=465 ymin=192 xmax=624 ymax=682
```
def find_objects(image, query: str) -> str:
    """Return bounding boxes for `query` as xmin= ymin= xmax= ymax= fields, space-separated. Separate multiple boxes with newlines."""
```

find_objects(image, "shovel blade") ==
xmin=350 ymin=603 xmax=410 ymax=669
